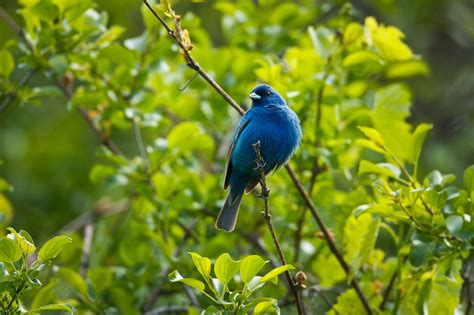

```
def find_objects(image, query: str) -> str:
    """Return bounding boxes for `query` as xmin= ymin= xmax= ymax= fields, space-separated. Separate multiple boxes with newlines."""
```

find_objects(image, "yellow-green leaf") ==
xmin=0 ymin=49 xmax=14 ymax=78
xmin=358 ymin=126 xmax=385 ymax=147
xmin=214 ymin=253 xmax=240 ymax=286
xmin=259 ymin=264 xmax=294 ymax=284
xmin=38 ymin=235 xmax=72 ymax=263
xmin=168 ymin=270 xmax=206 ymax=293
xmin=7 ymin=227 xmax=36 ymax=256
xmin=188 ymin=252 xmax=211 ymax=281
xmin=0 ymin=237 xmax=21 ymax=263
xmin=240 ymin=255 xmax=267 ymax=284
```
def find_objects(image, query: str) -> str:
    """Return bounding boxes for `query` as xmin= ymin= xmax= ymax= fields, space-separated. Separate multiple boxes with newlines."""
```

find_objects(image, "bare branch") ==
xmin=80 ymin=224 xmax=94 ymax=278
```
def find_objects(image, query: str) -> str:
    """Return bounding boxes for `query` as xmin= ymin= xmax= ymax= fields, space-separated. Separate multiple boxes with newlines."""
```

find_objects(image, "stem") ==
xmin=142 ymin=3 xmax=374 ymax=314
xmin=0 ymin=69 xmax=37 ymax=113
xmin=80 ymin=223 xmax=94 ymax=278
xmin=383 ymin=145 xmax=433 ymax=216
xmin=252 ymin=141 xmax=306 ymax=315
xmin=58 ymin=82 xmax=123 ymax=156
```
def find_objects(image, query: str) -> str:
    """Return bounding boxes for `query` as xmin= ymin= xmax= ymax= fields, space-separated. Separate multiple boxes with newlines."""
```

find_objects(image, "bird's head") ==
xmin=249 ymin=84 xmax=285 ymax=107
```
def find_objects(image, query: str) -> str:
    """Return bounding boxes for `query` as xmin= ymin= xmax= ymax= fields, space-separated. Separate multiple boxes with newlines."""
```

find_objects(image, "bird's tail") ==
xmin=215 ymin=188 xmax=244 ymax=232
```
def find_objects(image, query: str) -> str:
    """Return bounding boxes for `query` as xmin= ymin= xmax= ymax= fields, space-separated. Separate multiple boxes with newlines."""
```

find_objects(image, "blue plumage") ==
xmin=216 ymin=84 xmax=302 ymax=232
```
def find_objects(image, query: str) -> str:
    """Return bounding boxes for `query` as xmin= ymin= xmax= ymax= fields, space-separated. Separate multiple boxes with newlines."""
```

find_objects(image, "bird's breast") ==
xmin=231 ymin=107 xmax=300 ymax=175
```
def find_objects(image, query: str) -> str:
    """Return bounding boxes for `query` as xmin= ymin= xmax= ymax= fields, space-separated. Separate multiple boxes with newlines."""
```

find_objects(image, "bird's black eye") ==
xmin=265 ymin=90 xmax=271 ymax=96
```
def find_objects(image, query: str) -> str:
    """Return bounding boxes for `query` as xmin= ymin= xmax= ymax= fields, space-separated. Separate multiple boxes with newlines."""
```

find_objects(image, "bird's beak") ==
xmin=249 ymin=92 xmax=261 ymax=100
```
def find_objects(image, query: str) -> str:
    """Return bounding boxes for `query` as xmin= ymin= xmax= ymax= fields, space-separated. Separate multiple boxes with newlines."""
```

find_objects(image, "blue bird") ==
xmin=216 ymin=84 xmax=302 ymax=232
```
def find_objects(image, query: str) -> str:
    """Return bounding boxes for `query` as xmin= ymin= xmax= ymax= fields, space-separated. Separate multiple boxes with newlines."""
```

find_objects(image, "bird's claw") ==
xmin=253 ymin=160 xmax=266 ymax=171
xmin=254 ymin=188 xmax=270 ymax=199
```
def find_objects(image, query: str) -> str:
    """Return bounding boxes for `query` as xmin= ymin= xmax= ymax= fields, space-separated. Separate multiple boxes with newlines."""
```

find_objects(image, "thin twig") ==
xmin=0 ymin=8 xmax=21 ymax=35
xmin=252 ymin=141 xmax=306 ymax=315
xmin=80 ymin=224 xmax=94 ymax=278
xmin=57 ymin=81 xmax=123 ymax=156
xmin=0 ymin=69 xmax=36 ymax=113
xmin=132 ymin=117 xmax=150 ymax=169
xmin=142 ymin=3 xmax=374 ymax=314
xmin=142 ymin=0 xmax=245 ymax=116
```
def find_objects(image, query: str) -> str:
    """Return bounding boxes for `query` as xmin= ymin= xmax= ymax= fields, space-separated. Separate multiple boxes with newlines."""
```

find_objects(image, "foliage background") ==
xmin=0 ymin=0 xmax=473 ymax=314
xmin=1 ymin=0 xmax=473 ymax=241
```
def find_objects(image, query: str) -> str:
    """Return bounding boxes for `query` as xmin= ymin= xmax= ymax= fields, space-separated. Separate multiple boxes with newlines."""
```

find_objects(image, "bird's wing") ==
xmin=224 ymin=114 xmax=252 ymax=190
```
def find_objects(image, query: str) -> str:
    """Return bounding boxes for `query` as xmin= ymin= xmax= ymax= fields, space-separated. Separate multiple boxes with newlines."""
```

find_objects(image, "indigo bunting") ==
xmin=216 ymin=84 xmax=302 ymax=232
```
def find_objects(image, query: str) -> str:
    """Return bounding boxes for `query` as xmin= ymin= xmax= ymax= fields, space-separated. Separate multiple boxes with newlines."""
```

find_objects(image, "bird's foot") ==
xmin=253 ymin=160 xmax=266 ymax=171
xmin=254 ymin=187 xmax=270 ymax=199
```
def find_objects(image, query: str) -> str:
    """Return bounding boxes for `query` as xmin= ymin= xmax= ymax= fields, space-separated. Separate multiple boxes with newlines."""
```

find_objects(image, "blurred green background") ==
xmin=0 ymin=0 xmax=473 ymax=241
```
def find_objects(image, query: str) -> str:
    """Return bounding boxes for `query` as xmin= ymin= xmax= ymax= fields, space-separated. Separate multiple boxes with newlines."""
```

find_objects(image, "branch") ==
xmin=80 ymin=224 xmax=94 ymax=278
xmin=252 ymin=141 xmax=306 ymax=315
xmin=0 ymin=8 xmax=22 ymax=36
xmin=0 ymin=69 xmax=36 ymax=113
xmin=142 ymin=0 xmax=245 ymax=116
xmin=57 ymin=80 xmax=123 ymax=156
xmin=142 ymin=3 xmax=374 ymax=314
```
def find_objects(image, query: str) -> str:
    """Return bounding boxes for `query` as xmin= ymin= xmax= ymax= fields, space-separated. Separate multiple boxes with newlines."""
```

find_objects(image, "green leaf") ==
xmin=89 ymin=164 xmax=116 ymax=183
xmin=0 ymin=237 xmax=22 ymax=263
xmin=385 ymin=60 xmax=429 ymax=78
xmin=7 ymin=227 xmax=36 ymax=256
xmin=240 ymin=255 xmax=267 ymax=284
xmin=38 ymin=235 xmax=72 ymax=263
xmin=343 ymin=22 xmax=363 ymax=46
xmin=0 ymin=49 xmax=14 ymax=78
xmin=343 ymin=213 xmax=379 ymax=273
xmin=426 ymin=259 xmax=463 ymax=314
xmin=0 ymin=178 xmax=12 ymax=192
xmin=168 ymin=270 xmax=206 ymax=293
xmin=408 ymin=241 xmax=432 ymax=267
xmin=188 ymin=252 xmax=211 ymax=281
xmin=328 ymin=289 xmax=366 ymax=315
xmin=342 ymin=50 xmax=381 ymax=67
xmin=95 ymin=26 xmax=125 ymax=46
xmin=372 ymin=84 xmax=412 ymax=161
xmin=445 ymin=215 xmax=463 ymax=236
xmin=214 ymin=253 xmax=240 ymax=286
xmin=259 ymin=264 xmax=294 ymax=284
xmin=58 ymin=267 xmax=88 ymax=297
xmin=25 ymin=304 xmax=73 ymax=313
xmin=358 ymin=126 xmax=385 ymax=147
xmin=308 ymin=26 xmax=335 ymax=58
xmin=358 ymin=160 xmax=400 ymax=178
xmin=253 ymin=300 xmax=279 ymax=315
xmin=410 ymin=123 xmax=433 ymax=177
xmin=463 ymin=165 xmax=474 ymax=194
xmin=167 ymin=122 xmax=215 ymax=156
